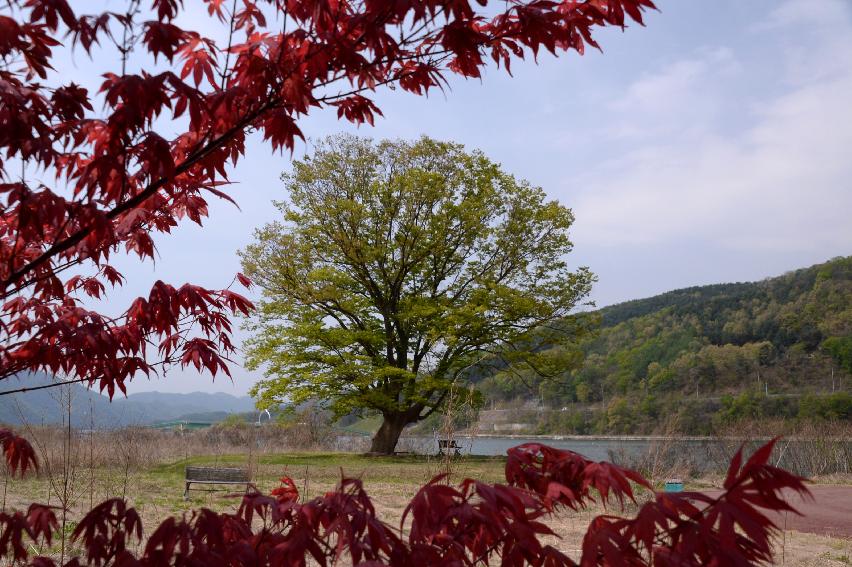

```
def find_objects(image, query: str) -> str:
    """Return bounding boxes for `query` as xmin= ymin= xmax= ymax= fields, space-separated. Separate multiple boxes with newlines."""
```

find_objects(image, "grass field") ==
xmin=3 ymin=451 xmax=851 ymax=565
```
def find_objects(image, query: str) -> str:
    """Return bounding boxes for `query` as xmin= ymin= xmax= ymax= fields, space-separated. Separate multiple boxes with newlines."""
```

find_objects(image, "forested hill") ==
xmin=597 ymin=260 xmax=847 ymax=348
xmin=478 ymin=256 xmax=852 ymax=435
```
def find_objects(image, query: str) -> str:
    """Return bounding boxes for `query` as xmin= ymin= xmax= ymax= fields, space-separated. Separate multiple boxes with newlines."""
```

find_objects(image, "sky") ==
xmin=46 ymin=0 xmax=852 ymax=395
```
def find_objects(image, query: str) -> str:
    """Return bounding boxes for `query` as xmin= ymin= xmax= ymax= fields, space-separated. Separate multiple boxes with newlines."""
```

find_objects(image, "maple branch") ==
xmin=0 ymin=375 xmax=96 ymax=397
xmin=1 ymin=55 xmax=441 ymax=301
xmin=219 ymin=0 xmax=239 ymax=90
xmin=1 ymin=100 xmax=275 ymax=296
xmin=0 ymin=5 xmax=458 ymax=300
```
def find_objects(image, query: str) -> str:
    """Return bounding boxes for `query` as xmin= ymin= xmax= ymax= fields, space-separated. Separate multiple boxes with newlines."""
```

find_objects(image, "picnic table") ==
xmin=438 ymin=438 xmax=462 ymax=456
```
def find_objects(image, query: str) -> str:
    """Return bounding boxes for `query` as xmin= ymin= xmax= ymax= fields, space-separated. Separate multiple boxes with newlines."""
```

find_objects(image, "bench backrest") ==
xmin=438 ymin=439 xmax=461 ymax=448
xmin=185 ymin=466 xmax=249 ymax=482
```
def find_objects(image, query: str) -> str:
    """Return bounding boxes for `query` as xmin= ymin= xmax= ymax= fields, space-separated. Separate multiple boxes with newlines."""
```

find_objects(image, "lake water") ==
xmin=404 ymin=436 xmax=722 ymax=470
xmin=399 ymin=435 xmax=851 ymax=475
xmin=462 ymin=436 xmax=700 ymax=460
xmin=388 ymin=435 xmax=729 ymax=473
xmin=335 ymin=434 xmax=851 ymax=475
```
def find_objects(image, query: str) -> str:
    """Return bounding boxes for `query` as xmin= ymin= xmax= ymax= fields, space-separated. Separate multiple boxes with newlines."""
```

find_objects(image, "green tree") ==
xmin=823 ymin=336 xmax=852 ymax=374
xmin=605 ymin=397 xmax=637 ymax=434
xmin=240 ymin=135 xmax=594 ymax=453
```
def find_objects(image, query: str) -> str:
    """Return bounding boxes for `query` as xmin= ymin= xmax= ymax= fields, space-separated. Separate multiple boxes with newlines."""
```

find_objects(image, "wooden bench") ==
xmin=184 ymin=466 xmax=250 ymax=499
xmin=437 ymin=438 xmax=462 ymax=456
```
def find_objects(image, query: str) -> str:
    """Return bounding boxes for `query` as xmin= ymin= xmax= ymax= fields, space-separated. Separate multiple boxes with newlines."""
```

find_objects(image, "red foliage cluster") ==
xmin=0 ymin=0 xmax=656 ymax=396
xmin=0 ymin=435 xmax=808 ymax=565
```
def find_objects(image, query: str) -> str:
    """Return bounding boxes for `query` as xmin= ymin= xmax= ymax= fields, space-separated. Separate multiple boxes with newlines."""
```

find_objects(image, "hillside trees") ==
xmin=241 ymin=135 xmax=594 ymax=454
xmin=824 ymin=336 xmax=852 ymax=374
xmin=475 ymin=258 xmax=852 ymax=434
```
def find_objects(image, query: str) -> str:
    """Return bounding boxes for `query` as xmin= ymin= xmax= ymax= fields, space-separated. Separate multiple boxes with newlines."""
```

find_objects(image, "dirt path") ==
xmin=704 ymin=485 xmax=852 ymax=538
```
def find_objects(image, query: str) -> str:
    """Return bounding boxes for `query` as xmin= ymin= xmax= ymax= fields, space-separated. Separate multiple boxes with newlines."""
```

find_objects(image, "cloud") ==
xmin=754 ymin=0 xmax=851 ymax=32
xmin=570 ymin=0 xmax=852 ymax=253
xmin=754 ymin=0 xmax=852 ymax=86
xmin=608 ymin=47 xmax=740 ymax=141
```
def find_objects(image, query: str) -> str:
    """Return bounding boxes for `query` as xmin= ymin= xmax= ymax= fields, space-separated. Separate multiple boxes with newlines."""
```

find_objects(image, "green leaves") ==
xmin=241 ymin=135 xmax=593 ymax=445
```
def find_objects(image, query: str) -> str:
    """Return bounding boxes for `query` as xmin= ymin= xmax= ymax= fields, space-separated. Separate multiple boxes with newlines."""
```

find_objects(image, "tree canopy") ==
xmin=241 ymin=135 xmax=594 ymax=453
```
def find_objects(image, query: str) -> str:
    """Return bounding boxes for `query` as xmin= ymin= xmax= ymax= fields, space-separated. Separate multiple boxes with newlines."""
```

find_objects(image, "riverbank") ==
xmin=448 ymin=433 xmax=729 ymax=441
xmin=386 ymin=433 xmax=852 ymax=479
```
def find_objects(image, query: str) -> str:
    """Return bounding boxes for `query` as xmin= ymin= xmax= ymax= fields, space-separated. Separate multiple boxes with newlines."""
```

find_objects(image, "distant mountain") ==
xmin=0 ymin=373 xmax=256 ymax=427
xmin=0 ymin=373 xmax=120 ymax=427
xmin=112 ymin=390 xmax=257 ymax=424
xmin=477 ymin=256 xmax=852 ymax=434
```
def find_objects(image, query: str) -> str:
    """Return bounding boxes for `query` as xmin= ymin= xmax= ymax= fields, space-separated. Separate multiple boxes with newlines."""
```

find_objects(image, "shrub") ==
xmin=798 ymin=392 xmax=852 ymax=421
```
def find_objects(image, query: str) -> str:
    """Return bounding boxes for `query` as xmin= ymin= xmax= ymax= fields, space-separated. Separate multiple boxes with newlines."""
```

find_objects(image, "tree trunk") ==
xmin=368 ymin=413 xmax=409 ymax=455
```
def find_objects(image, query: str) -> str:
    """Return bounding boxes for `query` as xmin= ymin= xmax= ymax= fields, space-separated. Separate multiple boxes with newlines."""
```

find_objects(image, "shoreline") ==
xmin=393 ymin=433 xmax=852 ymax=442
xmin=450 ymin=434 xmax=719 ymax=441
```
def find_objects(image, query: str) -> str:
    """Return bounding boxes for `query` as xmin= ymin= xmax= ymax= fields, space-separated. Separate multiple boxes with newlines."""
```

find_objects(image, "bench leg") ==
xmin=184 ymin=481 xmax=190 ymax=500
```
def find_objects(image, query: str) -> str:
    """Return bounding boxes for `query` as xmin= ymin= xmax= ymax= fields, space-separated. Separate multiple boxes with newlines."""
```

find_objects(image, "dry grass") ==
xmin=2 ymin=411 xmax=850 ymax=564
xmin=15 ymin=421 xmax=350 ymax=472
xmin=1 ymin=442 xmax=849 ymax=565
xmin=602 ymin=420 xmax=852 ymax=483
